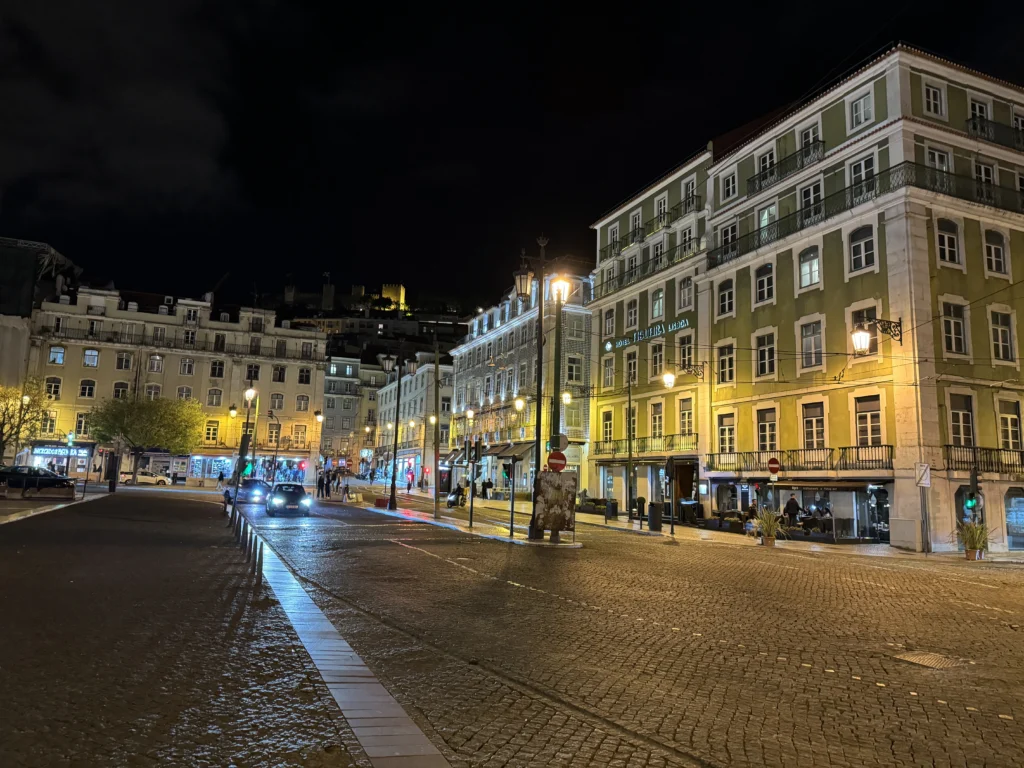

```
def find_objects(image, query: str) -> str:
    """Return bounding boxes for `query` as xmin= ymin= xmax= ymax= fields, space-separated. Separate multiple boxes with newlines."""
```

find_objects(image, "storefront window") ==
xmin=1005 ymin=488 xmax=1024 ymax=550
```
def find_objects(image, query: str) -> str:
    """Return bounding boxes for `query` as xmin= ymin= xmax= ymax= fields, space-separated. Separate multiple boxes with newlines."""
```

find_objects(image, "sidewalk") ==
xmin=0 ymin=490 xmax=107 ymax=525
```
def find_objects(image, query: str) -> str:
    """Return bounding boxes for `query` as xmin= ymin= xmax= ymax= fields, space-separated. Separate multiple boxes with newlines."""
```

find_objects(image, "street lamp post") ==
xmin=267 ymin=410 xmax=281 ymax=484
xmin=228 ymin=385 xmax=256 ymax=523
xmin=382 ymin=355 xmax=418 ymax=510
xmin=549 ymin=277 xmax=571 ymax=444
xmin=315 ymin=409 xmax=324 ymax=489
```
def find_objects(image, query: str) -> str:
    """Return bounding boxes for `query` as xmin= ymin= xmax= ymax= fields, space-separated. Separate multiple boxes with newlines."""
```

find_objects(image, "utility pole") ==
xmin=627 ymin=372 xmax=635 ymax=523
xmin=530 ymin=237 xmax=548 ymax=539
xmin=388 ymin=356 xmax=403 ymax=510
xmin=549 ymin=277 xmax=564 ymax=443
xmin=433 ymin=332 xmax=441 ymax=520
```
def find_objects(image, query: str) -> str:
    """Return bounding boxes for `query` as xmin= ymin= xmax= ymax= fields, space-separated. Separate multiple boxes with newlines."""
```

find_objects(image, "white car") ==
xmin=120 ymin=470 xmax=170 ymax=486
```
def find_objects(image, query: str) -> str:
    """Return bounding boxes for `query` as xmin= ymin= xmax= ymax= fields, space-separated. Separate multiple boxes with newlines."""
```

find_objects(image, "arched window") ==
xmin=718 ymin=279 xmax=734 ymax=316
xmin=985 ymin=230 xmax=1007 ymax=274
xmin=79 ymin=379 xmax=96 ymax=398
xmin=113 ymin=382 xmax=129 ymax=399
xmin=177 ymin=386 xmax=192 ymax=400
xmin=45 ymin=377 xmax=62 ymax=398
xmin=207 ymin=388 xmax=222 ymax=407
xmin=799 ymin=246 xmax=820 ymax=288
xmin=270 ymin=393 xmax=284 ymax=410
xmin=755 ymin=264 xmax=773 ymax=303
xmin=849 ymin=225 xmax=875 ymax=272
xmin=296 ymin=394 xmax=310 ymax=412
xmin=937 ymin=219 xmax=960 ymax=264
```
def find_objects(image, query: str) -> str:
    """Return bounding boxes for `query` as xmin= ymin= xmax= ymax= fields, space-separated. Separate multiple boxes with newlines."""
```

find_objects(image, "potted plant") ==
xmin=723 ymin=516 xmax=745 ymax=534
xmin=751 ymin=509 xmax=788 ymax=547
xmin=956 ymin=519 xmax=989 ymax=560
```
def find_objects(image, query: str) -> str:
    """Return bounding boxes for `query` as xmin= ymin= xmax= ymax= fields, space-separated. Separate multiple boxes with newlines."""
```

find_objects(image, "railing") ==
xmin=966 ymin=116 xmax=1024 ymax=153
xmin=624 ymin=227 xmax=645 ymax=247
xmin=746 ymin=140 xmax=825 ymax=195
xmin=593 ymin=433 xmax=697 ymax=455
xmin=643 ymin=211 xmax=674 ymax=238
xmin=590 ymin=237 xmax=702 ymax=302
xmin=599 ymin=239 xmax=622 ymax=261
xmin=39 ymin=326 xmax=324 ymax=362
xmin=706 ymin=452 xmax=742 ymax=471
xmin=706 ymin=448 xmax=835 ymax=472
xmin=671 ymin=195 xmax=701 ymax=218
xmin=786 ymin=448 xmax=834 ymax=470
xmin=836 ymin=445 xmax=894 ymax=470
xmin=740 ymin=450 xmax=783 ymax=472
xmin=256 ymin=438 xmax=314 ymax=451
xmin=707 ymin=161 xmax=1024 ymax=271
xmin=945 ymin=445 xmax=1024 ymax=475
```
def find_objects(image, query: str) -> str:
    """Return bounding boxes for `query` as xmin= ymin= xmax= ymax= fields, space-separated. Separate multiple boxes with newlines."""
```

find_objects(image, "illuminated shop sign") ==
xmin=33 ymin=446 xmax=92 ymax=458
xmin=605 ymin=319 xmax=690 ymax=351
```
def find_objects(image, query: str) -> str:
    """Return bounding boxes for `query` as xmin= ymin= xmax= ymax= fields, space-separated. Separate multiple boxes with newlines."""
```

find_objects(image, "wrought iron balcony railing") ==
xmin=589 ymin=237 xmax=702 ymax=302
xmin=945 ymin=445 xmax=1024 ymax=475
xmin=705 ymin=446 xmax=894 ymax=472
xmin=836 ymin=445 xmax=894 ymax=470
xmin=592 ymin=433 xmax=697 ymax=455
xmin=966 ymin=116 xmax=1024 ymax=153
xmin=746 ymin=140 xmax=825 ymax=195
xmin=671 ymin=194 xmax=702 ymax=218
xmin=708 ymin=161 xmax=1024 ymax=271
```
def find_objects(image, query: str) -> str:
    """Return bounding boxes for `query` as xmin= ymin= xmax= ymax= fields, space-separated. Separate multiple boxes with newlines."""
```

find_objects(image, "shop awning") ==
xmin=482 ymin=444 xmax=507 ymax=456
xmin=498 ymin=443 xmax=535 ymax=460
xmin=442 ymin=449 xmax=461 ymax=465
xmin=760 ymin=480 xmax=880 ymax=490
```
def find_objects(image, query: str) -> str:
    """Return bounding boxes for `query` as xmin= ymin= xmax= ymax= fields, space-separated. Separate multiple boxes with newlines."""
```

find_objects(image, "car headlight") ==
xmin=300 ymin=497 xmax=312 ymax=506
xmin=271 ymin=496 xmax=284 ymax=505
xmin=252 ymin=490 xmax=262 ymax=497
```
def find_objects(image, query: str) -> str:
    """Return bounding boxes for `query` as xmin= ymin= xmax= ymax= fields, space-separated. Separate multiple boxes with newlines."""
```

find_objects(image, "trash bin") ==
xmin=608 ymin=499 xmax=619 ymax=518
xmin=648 ymin=502 xmax=663 ymax=531
xmin=636 ymin=496 xmax=646 ymax=519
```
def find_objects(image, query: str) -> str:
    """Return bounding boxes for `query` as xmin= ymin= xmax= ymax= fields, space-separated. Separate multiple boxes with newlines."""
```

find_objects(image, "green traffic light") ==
xmin=965 ymin=496 xmax=977 ymax=509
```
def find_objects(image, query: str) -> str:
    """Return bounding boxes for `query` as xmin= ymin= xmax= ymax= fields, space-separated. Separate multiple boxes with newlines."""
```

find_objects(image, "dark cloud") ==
xmin=0 ymin=0 xmax=234 ymax=218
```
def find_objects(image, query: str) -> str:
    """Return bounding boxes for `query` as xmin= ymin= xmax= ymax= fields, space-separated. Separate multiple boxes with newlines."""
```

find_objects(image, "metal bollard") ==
xmin=255 ymin=541 xmax=264 ymax=588
xmin=246 ymin=529 xmax=254 ymax=563
xmin=251 ymin=536 xmax=259 ymax=572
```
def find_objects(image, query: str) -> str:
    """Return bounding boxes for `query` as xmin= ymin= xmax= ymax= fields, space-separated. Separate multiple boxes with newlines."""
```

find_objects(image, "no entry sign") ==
xmin=547 ymin=451 xmax=567 ymax=472
xmin=767 ymin=457 xmax=781 ymax=474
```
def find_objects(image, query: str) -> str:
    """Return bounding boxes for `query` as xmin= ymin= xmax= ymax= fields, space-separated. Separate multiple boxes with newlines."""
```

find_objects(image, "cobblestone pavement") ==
xmin=0 ymin=494 xmax=356 ymax=768
xmin=245 ymin=499 xmax=1024 ymax=768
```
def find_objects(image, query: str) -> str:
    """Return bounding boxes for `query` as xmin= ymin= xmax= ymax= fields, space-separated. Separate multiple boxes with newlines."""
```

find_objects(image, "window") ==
xmin=849 ymin=226 xmax=875 ymax=272
xmin=950 ymin=394 xmax=974 ymax=447
xmin=630 ymin=210 xmax=642 ymax=235
xmin=205 ymin=421 xmax=219 ymax=443
xmin=177 ymin=386 xmax=192 ymax=400
xmin=113 ymin=381 xmax=129 ymax=399
xmin=924 ymin=83 xmax=944 ymax=117
xmin=248 ymin=336 xmax=262 ymax=355
xmin=801 ymin=321 xmax=823 ymax=369
xmin=651 ymin=402 xmax=663 ymax=438
xmin=152 ymin=326 xmax=166 ymax=343
xmin=721 ymin=223 xmax=738 ymax=255
xmin=48 ymin=346 xmax=64 ymax=365
xmin=79 ymin=379 xmax=95 ymax=398
xmin=207 ymin=388 xmax=222 ymax=406
xmin=800 ymin=181 xmax=823 ymax=224
xmin=722 ymin=173 xmax=737 ymax=200
xmin=180 ymin=358 xmax=194 ymax=375
xmin=803 ymin=402 xmax=825 ymax=449
xmin=943 ymin=303 xmax=967 ymax=354
xmin=755 ymin=264 xmax=773 ymax=304
xmin=679 ymin=398 xmax=693 ymax=435
xmin=251 ymin=316 xmax=264 ymax=333
xmin=145 ymin=384 xmax=161 ymax=400
xmin=626 ymin=252 xmax=637 ymax=275
xmin=41 ymin=411 xmax=56 ymax=434
xmin=604 ymin=309 xmax=614 ymax=336
xmin=602 ymin=411 xmax=613 ymax=442
xmin=718 ymin=344 xmax=735 ymax=384
xmin=52 ymin=316 xmax=63 ymax=333
xmin=83 ymin=349 xmax=99 ymax=368
xmin=800 ymin=124 xmax=819 ymax=147
xmin=1016 ymin=113 xmax=1024 ymax=132
xmin=115 ymin=351 xmax=132 ymax=370
xmin=184 ymin=307 xmax=198 ymax=323
xmin=970 ymin=98 xmax=989 ymax=121
xmin=267 ymin=423 xmax=281 ymax=445
xmin=992 ymin=311 xmax=1014 ymax=361
xmin=567 ymin=316 xmax=584 ymax=340
xmin=603 ymin=357 xmax=614 ymax=388
xmin=75 ymin=413 xmax=89 ymax=436
xmin=213 ymin=332 xmax=225 ymax=351
xmin=246 ymin=363 xmax=260 ymax=381
xmin=651 ymin=344 xmax=664 ymax=377
xmin=927 ymin=147 xmax=951 ymax=172
xmin=270 ymin=393 xmax=284 ymax=410
xmin=850 ymin=92 xmax=872 ymax=129
xmin=325 ymin=416 xmax=335 ymax=430
xmin=855 ymin=395 xmax=882 ymax=446
xmin=852 ymin=307 xmax=878 ymax=355
xmin=975 ymin=161 xmax=995 ymax=197
xmin=183 ymin=330 xmax=196 ymax=347
xmin=652 ymin=241 xmax=664 ymax=269
xmin=342 ymin=398 xmax=353 ymax=411
xmin=679 ymin=227 xmax=693 ymax=252
xmin=626 ymin=351 xmax=637 ymax=384
xmin=850 ymin=155 xmax=875 ymax=199
xmin=757 ymin=203 xmax=777 ymax=230
xmin=441 ymin=397 xmax=451 ymax=413
xmin=937 ymin=219 xmax=960 ymax=264
xmin=299 ymin=367 xmax=312 ymax=385
xmin=718 ymin=413 xmax=735 ymax=453
xmin=301 ymin=342 xmax=313 ymax=359
xmin=717 ymin=279 xmax=734 ymax=316
xmin=627 ymin=404 xmax=637 ymax=440
xmin=325 ymin=396 xmax=335 ymax=410
xmin=799 ymin=247 xmax=820 ymax=288
xmin=651 ymin=288 xmax=664 ymax=319
xmin=626 ymin=299 xmax=638 ymax=327
xmin=758 ymin=149 xmax=776 ymax=181
xmin=149 ymin=355 xmax=163 ymax=373
xmin=678 ymin=335 xmax=693 ymax=368
xmin=273 ymin=365 xmax=285 ymax=383
xmin=999 ymin=400 xmax=1022 ymax=450
xmin=756 ymin=333 xmax=775 ymax=377
xmin=567 ymin=355 xmax=583 ymax=383
xmin=88 ymin=319 xmax=101 ymax=337
xmin=757 ymin=408 xmax=777 ymax=451
xmin=45 ymin=376 xmax=61 ymax=398
xmin=296 ymin=395 xmax=310 ymax=412
xmin=986 ymin=231 xmax=1007 ymax=274
xmin=679 ymin=277 xmax=693 ymax=310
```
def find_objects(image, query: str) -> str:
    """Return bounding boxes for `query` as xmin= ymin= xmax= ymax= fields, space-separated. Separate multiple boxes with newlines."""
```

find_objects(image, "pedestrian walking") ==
xmin=316 ymin=473 xmax=325 ymax=498
xmin=407 ymin=478 xmax=413 ymax=494
xmin=216 ymin=471 xmax=225 ymax=491
xmin=342 ymin=483 xmax=350 ymax=502
xmin=783 ymin=494 xmax=802 ymax=525
xmin=171 ymin=471 xmax=178 ymax=486
xmin=324 ymin=473 xmax=331 ymax=498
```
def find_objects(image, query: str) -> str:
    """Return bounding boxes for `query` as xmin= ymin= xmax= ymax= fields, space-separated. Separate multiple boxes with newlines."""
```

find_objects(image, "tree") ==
xmin=0 ymin=379 xmax=49 ymax=462
xmin=90 ymin=397 xmax=206 ymax=483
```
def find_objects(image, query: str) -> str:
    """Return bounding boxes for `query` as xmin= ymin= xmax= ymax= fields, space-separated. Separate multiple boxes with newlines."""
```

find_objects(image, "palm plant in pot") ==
xmin=956 ymin=519 xmax=989 ymax=560
xmin=751 ymin=508 xmax=787 ymax=547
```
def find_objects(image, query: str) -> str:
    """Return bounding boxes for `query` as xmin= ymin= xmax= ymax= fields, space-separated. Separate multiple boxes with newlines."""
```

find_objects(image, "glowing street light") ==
xmin=315 ymin=410 xmax=324 ymax=423
xmin=365 ymin=425 xmax=371 ymax=433
xmin=466 ymin=409 xmax=475 ymax=421
xmin=514 ymin=397 xmax=525 ymax=412
xmin=561 ymin=391 xmax=572 ymax=405
xmin=429 ymin=414 xmax=437 ymax=425
xmin=22 ymin=395 xmax=30 ymax=405
xmin=244 ymin=387 xmax=256 ymax=404
xmin=551 ymin=277 xmax=571 ymax=303
xmin=662 ymin=372 xmax=676 ymax=389
xmin=229 ymin=404 xmax=238 ymax=418
xmin=851 ymin=324 xmax=872 ymax=355
xmin=387 ymin=422 xmax=394 ymax=430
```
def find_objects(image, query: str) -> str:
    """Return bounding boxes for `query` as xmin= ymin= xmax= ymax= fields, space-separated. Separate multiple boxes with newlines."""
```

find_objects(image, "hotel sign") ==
xmin=605 ymin=319 xmax=690 ymax=351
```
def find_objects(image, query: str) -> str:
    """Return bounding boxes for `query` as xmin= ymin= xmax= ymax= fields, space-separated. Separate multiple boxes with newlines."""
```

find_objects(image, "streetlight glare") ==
xmin=244 ymin=387 xmax=256 ymax=402
xmin=365 ymin=425 xmax=371 ymax=433
xmin=466 ymin=409 xmax=475 ymax=420
xmin=851 ymin=325 xmax=872 ymax=355
xmin=22 ymin=395 xmax=30 ymax=405
xmin=662 ymin=372 xmax=676 ymax=389
xmin=429 ymin=415 xmax=437 ymax=425
xmin=408 ymin=420 xmax=415 ymax=428
xmin=551 ymin=277 xmax=571 ymax=303
xmin=561 ymin=391 xmax=572 ymax=405
xmin=387 ymin=422 xmax=394 ymax=430
xmin=514 ymin=397 xmax=525 ymax=411
xmin=229 ymin=404 xmax=238 ymax=418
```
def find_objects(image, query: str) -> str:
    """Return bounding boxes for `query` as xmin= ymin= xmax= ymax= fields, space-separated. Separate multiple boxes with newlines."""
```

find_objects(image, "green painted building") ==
xmin=587 ymin=45 xmax=1024 ymax=552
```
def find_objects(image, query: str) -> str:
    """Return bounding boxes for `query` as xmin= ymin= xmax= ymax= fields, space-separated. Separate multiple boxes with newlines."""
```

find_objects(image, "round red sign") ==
xmin=547 ymin=451 xmax=567 ymax=472
xmin=767 ymin=457 xmax=781 ymax=474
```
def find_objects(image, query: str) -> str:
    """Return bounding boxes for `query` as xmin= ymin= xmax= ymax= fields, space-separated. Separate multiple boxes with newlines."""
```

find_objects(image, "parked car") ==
xmin=224 ymin=478 xmax=271 ymax=504
xmin=0 ymin=465 xmax=75 ymax=495
xmin=266 ymin=483 xmax=312 ymax=516
xmin=119 ymin=469 xmax=170 ymax=486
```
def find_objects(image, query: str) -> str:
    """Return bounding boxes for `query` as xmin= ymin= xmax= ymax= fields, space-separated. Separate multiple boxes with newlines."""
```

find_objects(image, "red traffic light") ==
xmin=299 ymin=461 xmax=307 ymax=471
xmin=424 ymin=467 xmax=430 ymax=474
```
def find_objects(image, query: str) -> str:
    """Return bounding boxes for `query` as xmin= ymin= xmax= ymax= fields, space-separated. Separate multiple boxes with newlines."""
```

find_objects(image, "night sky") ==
xmin=2 ymin=1 xmax=1023 ymax=309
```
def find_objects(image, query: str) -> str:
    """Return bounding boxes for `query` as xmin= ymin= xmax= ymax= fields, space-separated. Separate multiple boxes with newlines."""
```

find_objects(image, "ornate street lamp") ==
xmin=851 ymin=325 xmax=872 ymax=355
xmin=662 ymin=372 xmax=676 ymax=389
xmin=561 ymin=391 xmax=572 ymax=405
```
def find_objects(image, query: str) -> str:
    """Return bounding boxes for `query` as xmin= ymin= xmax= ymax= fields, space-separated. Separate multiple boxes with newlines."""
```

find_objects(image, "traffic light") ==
xmin=502 ymin=463 xmax=511 ymax=482
xmin=299 ymin=460 xmax=307 ymax=471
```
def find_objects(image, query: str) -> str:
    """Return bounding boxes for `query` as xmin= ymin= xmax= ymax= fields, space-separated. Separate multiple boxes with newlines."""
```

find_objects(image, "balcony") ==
xmin=590 ymin=237 xmax=702 ymax=302
xmin=39 ymin=326 xmax=324 ymax=362
xmin=706 ymin=446 xmax=893 ymax=472
xmin=592 ymin=433 xmax=697 ymax=456
xmin=746 ymin=140 xmax=824 ymax=195
xmin=945 ymin=445 xmax=1024 ymax=475
xmin=966 ymin=115 xmax=1024 ymax=153
xmin=836 ymin=445 xmax=894 ymax=471
xmin=707 ymin=161 xmax=1024 ymax=271
xmin=671 ymin=194 xmax=701 ymax=218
